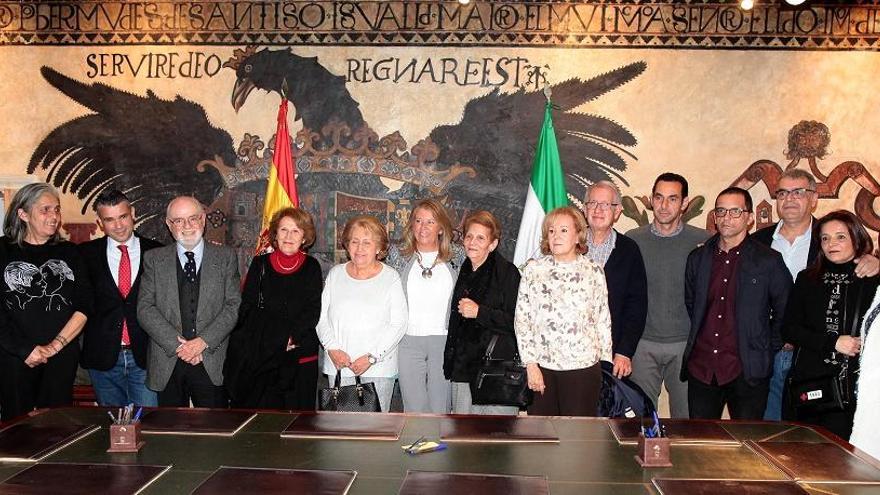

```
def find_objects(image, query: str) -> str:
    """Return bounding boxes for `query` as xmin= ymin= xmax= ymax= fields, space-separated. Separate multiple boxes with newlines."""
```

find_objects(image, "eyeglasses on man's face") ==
xmin=774 ymin=187 xmax=815 ymax=200
xmin=585 ymin=200 xmax=619 ymax=211
xmin=168 ymin=214 xmax=204 ymax=228
xmin=713 ymin=207 xmax=749 ymax=218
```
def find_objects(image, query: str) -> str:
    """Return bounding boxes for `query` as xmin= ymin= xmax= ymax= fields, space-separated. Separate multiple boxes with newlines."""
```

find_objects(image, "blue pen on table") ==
xmin=133 ymin=407 xmax=143 ymax=423
xmin=651 ymin=411 xmax=662 ymax=438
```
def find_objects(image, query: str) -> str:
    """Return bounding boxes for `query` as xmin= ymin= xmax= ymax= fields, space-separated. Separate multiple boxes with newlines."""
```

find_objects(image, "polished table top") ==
xmin=1 ymin=407 xmax=879 ymax=494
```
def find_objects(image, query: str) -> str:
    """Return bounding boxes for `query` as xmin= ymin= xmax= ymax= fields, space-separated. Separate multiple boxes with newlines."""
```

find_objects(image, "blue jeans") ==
xmin=763 ymin=349 xmax=793 ymax=421
xmin=88 ymin=349 xmax=158 ymax=407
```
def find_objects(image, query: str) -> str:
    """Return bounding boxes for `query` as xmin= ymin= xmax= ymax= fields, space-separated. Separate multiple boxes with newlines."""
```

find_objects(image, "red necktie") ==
xmin=118 ymin=245 xmax=131 ymax=346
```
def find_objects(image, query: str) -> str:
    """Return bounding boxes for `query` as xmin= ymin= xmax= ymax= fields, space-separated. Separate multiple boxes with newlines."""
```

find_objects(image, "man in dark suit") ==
xmin=81 ymin=189 xmax=162 ymax=407
xmin=583 ymin=181 xmax=648 ymax=379
xmin=137 ymin=196 xmax=240 ymax=407
xmin=752 ymin=169 xmax=878 ymax=420
xmin=682 ymin=187 xmax=792 ymax=420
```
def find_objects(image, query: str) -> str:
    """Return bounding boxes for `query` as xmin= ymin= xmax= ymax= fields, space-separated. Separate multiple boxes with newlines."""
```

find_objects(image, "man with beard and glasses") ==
xmin=138 ymin=196 xmax=240 ymax=407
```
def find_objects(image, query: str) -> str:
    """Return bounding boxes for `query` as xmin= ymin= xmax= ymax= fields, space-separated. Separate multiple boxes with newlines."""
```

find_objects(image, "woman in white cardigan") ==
xmin=851 ymin=287 xmax=880 ymax=460
xmin=316 ymin=215 xmax=407 ymax=412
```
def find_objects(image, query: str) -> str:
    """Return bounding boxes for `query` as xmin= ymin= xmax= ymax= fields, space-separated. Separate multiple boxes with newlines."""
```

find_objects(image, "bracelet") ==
xmin=53 ymin=335 xmax=68 ymax=347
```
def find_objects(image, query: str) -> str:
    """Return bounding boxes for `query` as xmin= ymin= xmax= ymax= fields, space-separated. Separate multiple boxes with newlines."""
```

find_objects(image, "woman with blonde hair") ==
xmin=386 ymin=198 xmax=464 ymax=413
xmin=515 ymin=206 xmax=612 ymax=416
xmin=316 ymin=215 xmax=407 ymax=412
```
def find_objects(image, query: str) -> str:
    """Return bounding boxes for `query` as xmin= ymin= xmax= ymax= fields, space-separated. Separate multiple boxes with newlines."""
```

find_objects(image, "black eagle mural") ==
xmin=229 ymin=47 xmax=643 ymax=200
xmin=28 ymin=67 xmax=235 ymax=242
xmin=28 ymin=47 xmax=644 ymax=263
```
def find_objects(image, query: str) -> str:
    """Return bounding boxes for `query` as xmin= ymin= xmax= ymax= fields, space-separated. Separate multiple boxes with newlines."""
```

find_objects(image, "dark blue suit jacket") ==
xmin=80 ymin=235 xmax=162 ymax=371
xmin=681 ymin=235 xmax=792 ymax=384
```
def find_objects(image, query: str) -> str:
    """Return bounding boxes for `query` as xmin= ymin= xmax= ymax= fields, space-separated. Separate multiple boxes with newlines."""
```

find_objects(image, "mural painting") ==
xmin=2 ymin=1 xmax=880 ymax=273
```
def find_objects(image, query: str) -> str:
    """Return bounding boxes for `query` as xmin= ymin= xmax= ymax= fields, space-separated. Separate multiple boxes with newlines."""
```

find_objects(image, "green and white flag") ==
xmin=513 ymin=100 xmax=568 ymax=267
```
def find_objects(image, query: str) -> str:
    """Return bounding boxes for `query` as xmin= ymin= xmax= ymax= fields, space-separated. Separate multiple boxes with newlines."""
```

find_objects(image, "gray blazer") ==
xmin=137 ymin=243 xmax=241 ymax=391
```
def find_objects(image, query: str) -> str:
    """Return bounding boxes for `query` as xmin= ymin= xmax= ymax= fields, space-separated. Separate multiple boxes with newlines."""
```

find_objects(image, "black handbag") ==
xmin=470 ymin=333 xmax=533 ymax=408
xmin=319 ymin=370 xmax=381 ymax=412
xmin=789 ymin=280 xmax=864 ymax=415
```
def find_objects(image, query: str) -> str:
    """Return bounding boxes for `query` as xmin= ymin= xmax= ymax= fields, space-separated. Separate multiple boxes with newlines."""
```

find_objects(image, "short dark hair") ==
xmin=806 ymin=210 xmax=874 ymax=279
xmin=716 ymin=186 xmax=753 ymax=212
xmin=652 ymin=172 xmax=689 ymax=199
xmin=93 ymin=189 xmax=130 ymax=212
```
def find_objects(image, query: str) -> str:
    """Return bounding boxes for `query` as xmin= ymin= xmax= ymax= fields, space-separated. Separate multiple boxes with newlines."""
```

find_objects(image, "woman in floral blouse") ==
xmin=515 ymin=206 xmax=613 ymax=416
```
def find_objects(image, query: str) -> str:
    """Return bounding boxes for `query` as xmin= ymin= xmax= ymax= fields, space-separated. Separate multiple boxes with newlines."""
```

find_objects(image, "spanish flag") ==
xmin=256 ymin=98 xmax=299 ymax=254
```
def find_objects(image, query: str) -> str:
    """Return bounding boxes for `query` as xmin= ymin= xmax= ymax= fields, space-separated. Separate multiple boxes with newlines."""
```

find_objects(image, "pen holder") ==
xmin=107 ymin=422 xmax=144 ymax=453
xmin=635 ymin=433 xmax=672 ymax=467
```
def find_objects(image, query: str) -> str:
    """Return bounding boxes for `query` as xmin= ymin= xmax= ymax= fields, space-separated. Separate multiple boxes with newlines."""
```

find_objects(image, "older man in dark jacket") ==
xmin=682 ymin=187 xmax=791 ymax=420
xmin=583 ymin=181 xmax=648 ymax=379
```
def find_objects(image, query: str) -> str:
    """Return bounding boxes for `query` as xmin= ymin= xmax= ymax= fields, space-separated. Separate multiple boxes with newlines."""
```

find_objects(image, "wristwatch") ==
xmin=367 ymin=354 xmax=378 ymax=365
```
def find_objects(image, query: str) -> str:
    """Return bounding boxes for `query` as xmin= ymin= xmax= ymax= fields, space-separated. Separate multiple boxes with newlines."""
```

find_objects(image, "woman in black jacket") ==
xmin=784 ymin=210 xmax=879 ymax=440
xmin=224 ymin=207 xmax=323 ymax=410
xmin=444 ymin=210 xmax=521 ymax=415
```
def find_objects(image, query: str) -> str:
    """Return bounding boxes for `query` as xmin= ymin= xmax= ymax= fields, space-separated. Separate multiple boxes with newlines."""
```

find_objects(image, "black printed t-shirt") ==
xmin=0 ymin=239 xmax=92 ymax=359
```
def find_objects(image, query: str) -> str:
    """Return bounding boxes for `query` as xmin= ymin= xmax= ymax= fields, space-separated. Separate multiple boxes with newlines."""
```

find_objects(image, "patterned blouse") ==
xmin=514 ymin=255 xmax=613 ymax=371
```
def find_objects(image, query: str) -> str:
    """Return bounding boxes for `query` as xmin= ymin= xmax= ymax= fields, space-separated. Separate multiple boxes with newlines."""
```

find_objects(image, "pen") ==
xmin=133 ymin=407 xmax=143 ymax=422
xmin=405 ymin=436 xmax=426 ymax=453
xmin=107 ymin=411 xmax=117 ymax=424
xmin=652 ymin=411 xmax=661 ymax=437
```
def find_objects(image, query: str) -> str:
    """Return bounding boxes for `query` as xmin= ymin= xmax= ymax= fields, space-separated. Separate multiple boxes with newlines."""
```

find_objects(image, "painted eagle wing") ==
xmin=430 ymin=61 xmax=645 ymax=201
xmin=29 ymin=67 xmax=235 ymax=237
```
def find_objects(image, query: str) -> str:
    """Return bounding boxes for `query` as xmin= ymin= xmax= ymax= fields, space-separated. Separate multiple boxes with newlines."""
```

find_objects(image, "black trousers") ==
xmin=527 ymin=363 xmax=601 ymax=417
xmin=158 ymin=360 xmax=227 ymax=408
xmin=0 ymin=344 xmax=79 ymax=421
xmin=688 ymin=374 xmax=769 ymax=420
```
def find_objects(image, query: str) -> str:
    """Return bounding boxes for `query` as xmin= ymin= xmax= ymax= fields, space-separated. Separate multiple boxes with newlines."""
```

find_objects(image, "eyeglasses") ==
xmin=168 ymin=215 xmax=204 ymax=227
xmin=713 ymin=207 xmax=749 ymax=218
xmin=585 ymin=201 xmax=620 ymax=211
xmin=775 ymin=187 xmax=815 ymax=200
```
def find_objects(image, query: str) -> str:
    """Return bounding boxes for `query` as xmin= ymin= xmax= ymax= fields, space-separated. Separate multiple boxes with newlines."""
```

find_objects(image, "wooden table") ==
xmin=1 ymin=407 xmax=879 ymax=494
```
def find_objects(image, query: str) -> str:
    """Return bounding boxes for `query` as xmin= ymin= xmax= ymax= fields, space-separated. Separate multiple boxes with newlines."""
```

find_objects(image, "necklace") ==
xmin=415 ymin=251 xmax=439 ymax=279
xmin=276 ymin=258 xmax=297 ymax=270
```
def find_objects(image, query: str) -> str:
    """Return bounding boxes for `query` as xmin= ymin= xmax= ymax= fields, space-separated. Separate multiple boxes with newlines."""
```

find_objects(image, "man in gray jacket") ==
xmin=137 ymin=196 xmax=240 ymax=407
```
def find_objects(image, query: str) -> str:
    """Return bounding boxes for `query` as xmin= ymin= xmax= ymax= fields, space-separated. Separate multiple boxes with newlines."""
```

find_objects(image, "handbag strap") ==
xmin=257 ymin=256 xmax=267 ymax=309
xmin=333 ymin=369 xmax=364 ymax=388
xmin=483 ymin=333 xmax=521 ymax=362
xmin=483 ymin=334 xmax=500 ymax=359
